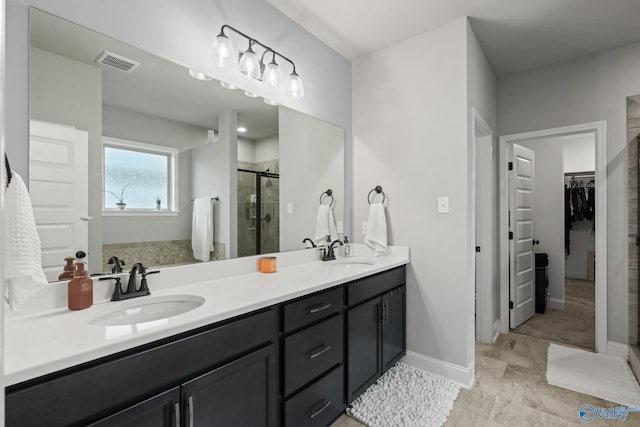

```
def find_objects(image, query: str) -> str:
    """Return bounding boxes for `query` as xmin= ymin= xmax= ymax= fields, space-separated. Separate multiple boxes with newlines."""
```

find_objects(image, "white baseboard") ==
xmin=547 ymin=298 xmax=564 ymax=310
xmin=402 ymin=351 xmax=474 ymax=389
xmin=607 ymin=341 xmax=629 ymax=359
xmin=492 ymin=320 xmax=500 ymax=344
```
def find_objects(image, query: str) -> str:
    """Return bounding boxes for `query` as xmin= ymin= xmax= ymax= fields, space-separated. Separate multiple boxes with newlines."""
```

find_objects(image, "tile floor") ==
xmin=331 ymin=332 xmax=640 ymax=426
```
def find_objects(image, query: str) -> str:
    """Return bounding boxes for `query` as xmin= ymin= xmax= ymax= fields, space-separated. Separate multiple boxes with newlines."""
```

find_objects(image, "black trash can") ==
xmin=535 ymin=253 xmax=549 ymax=313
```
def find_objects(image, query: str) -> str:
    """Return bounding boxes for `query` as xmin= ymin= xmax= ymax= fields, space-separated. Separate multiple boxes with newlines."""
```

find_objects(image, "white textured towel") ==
xmin=364 ymin=203 xmax=387 ymax=255
xmin=3 ymin=172 xmax=48 ymax=311
xmin=191 ymin=198 xmax=214 ymax=262
xmin=314 ymin=204 xmax=339 ymax=244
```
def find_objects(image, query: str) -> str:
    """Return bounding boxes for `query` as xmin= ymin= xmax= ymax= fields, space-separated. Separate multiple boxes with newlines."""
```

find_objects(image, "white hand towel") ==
xmin=191 ymin=198 xmax=214 ymax=262
xmin=3 ymin=172 xmax=48 ymax=311
xmin=364 ymin=202 xmax=388 ymax=255
xmin=314 ymin=204 xmax=339 ymax=244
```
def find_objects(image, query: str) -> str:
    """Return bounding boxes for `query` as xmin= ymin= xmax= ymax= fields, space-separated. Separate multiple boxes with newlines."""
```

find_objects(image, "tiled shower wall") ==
xmin=628 ymin=95 xmax=640 ymax=344
xmin=102 ymin=240 xmax=225 ymax=272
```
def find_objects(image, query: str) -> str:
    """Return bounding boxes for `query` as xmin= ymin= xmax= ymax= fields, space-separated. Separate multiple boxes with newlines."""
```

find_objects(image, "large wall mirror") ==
xmin=29 ymin=8 xmax=344 ymax=281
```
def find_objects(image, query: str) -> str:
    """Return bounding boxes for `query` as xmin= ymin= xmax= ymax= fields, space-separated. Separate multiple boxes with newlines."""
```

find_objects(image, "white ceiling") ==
xmin=267 ymin=0 xmax=640 ymax=76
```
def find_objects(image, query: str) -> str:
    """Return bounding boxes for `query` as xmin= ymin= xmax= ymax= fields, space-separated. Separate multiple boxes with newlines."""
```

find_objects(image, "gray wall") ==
xmin=497 ymin=40 xmax=640 ymax=344
xmin=5 ymin=0 xmax=353 ymax=237
xmin=353 ymin=18 xmax=496 ymax=384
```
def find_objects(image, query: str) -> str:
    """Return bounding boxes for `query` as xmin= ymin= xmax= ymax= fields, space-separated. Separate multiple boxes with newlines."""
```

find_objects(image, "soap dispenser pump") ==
xmin=58 ymin=256 xmax=75 ymax=281
xmin=68 ymin=262 xmax=93 ymax=310
xmin=343 ymin=236 xmax=351 ymax=257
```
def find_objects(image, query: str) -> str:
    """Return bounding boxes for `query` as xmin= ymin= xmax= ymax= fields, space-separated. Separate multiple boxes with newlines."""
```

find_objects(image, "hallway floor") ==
xmin=513 ymin=278 xmax=595 ymax=350
xmin=331 ymin=333 xmax=639 ymax=426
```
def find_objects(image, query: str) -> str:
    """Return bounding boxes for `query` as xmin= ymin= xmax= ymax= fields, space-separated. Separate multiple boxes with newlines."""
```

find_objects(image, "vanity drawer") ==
xmin=283 ymin=287 xmax=343 ymax=333
xmin=347 ymin=265 xmax=406 ymax=306
xmin=284 ymin=365 xmax=344 ymax=427
xmin=284 ymin=314 xmax=343 ymax=396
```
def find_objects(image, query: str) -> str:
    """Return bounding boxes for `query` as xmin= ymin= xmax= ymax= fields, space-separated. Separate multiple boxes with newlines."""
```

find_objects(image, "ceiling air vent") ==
xmin=95 ymin=50 xmax=140 ymax=72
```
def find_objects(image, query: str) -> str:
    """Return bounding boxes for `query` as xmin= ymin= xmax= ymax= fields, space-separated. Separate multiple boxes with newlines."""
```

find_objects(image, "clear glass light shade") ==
xmin=212 ymin=33 xmax=235 ymax=69
xmin=262 ymin=60 xmax=280 ymax=89
xmin=238 ymin=46 xmax=261 ymax=80
xmin=286 ymin=71 xmax=304 ymax=99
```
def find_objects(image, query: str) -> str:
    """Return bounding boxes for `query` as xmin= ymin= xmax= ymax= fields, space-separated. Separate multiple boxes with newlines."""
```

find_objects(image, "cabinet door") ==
xmin=347 ymin=297 xmax=381 ymax=403
xmin=88 ymin=387 xmax=180 ymax=427
xmin=382 ymin=286 xmax=406 ymax=372
xmin=181 ymin=344 xmax=277 ymax=427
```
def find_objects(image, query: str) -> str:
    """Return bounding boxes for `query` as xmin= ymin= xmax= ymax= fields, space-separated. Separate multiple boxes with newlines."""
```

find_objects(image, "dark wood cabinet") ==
xmin=346 ymin=267 xmax=406 ymax=403
xmin=88 ymin=387 xmax=180 ymax=427
xmin=182 ymin=344 xmax=277 ymax=426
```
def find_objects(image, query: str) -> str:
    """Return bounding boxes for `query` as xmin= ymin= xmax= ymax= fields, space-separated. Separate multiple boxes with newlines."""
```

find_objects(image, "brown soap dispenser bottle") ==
xmin=58 ymin=256 xmax=75 ymax=281
xmin=68 ymin=262 xmax=93 ymax=310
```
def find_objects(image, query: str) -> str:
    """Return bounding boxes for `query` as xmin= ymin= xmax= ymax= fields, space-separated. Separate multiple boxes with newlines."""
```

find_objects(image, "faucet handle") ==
xmin=139 ymin=270 xmax=159 ymax=295
xmin=99 ymin=276 xmax=124 ymax=301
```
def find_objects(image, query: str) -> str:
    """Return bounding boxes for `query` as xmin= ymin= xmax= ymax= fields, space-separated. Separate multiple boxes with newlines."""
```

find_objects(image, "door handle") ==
xmin=307 ymin=302 xmax=331 ymax=314
xmin=80 ymin=215 xmax=93 ymax=221
xmin=174 ymin=402 xmax=180 ymax=427
xmin=186 ymin=396 xmax=194 ymax=427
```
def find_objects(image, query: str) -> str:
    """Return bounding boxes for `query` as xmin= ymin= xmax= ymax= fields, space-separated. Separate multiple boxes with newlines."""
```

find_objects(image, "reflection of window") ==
xmin=103 ymin=137 xmax=178 ymax=211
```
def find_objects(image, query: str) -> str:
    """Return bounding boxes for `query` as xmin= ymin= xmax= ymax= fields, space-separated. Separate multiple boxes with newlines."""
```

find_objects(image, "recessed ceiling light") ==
xmin=264 ymin=98 xmax=278 ymax=106
xmin=237 ymin=126 xmax=247 ymax=133
xmin=188 ymin=69 xmax=213 ymax=81
xmin=220 ymin=81 xmax=237 ymax=90
xmin=244 ymin=90 xmax=259 ymax=98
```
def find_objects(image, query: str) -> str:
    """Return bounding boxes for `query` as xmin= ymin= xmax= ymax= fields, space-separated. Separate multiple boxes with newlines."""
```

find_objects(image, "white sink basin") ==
xmin=89 ymin=295 xmax=205 ymax=326
xmin=330 ymin=258 xmax=375 ymax=271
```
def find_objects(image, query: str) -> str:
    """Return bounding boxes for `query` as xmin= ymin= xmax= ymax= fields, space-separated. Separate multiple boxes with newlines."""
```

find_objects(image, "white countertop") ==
xmin=5 ymin=245 xmax=409 ymax=386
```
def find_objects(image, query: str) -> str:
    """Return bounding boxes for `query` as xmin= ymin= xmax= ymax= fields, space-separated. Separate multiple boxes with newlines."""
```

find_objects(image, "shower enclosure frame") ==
xmin=238 ymin=168 xmax=280 ymax=255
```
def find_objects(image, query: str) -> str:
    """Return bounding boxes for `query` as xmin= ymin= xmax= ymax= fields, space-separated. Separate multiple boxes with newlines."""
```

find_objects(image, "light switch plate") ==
xmin=286 ymin=202 xmax=294 ymax=214
xmin=362 ymin=222 xmax=368 ymax=235
xmin=438 ymin=196 xmax=449 ymax=214
xmin=337 ymin=221 xmax=344 ymax=233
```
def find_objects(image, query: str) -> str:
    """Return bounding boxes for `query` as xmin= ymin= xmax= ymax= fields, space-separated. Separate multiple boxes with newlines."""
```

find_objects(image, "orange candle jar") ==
xmin=259 ymin=256 xmax=277 ymax=273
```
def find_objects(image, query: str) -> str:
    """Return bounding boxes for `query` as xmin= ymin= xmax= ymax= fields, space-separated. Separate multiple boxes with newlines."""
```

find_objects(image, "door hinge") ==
xmin=636 ymin=235 xmax=640 ymax=247
xmin=475 ymin=246 xmax=481 ymax=253
xmin=508 ymin=231 xmax=513 ymax=240
xmin=508 ymin=162 xmax=513 ymax=171
xmin=509 ymin=301 xmax=514 ymax=309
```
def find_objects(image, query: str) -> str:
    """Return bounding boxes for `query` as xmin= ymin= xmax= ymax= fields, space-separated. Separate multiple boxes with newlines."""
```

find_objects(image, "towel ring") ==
xmin=320 ymin=189 xmax=334 ymax=207
xmin=367 ymin=185 xmax=386 ymax=205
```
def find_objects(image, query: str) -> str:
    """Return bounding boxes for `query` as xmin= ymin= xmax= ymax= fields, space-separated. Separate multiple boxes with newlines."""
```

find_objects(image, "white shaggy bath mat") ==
xmin=347 ymin=362 xmax=461 ymax=427
xmin=547 ymin=343 xmax=640 ymax=407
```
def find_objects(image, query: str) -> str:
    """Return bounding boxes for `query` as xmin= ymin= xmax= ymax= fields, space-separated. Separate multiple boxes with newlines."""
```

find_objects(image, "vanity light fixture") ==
xmin=212 ymin=24 xmax=304 ymax=99
xmin=188 ymin=69 xmax=214 ymax=81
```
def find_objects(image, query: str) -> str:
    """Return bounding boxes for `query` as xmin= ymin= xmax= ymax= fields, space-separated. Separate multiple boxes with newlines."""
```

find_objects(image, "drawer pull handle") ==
xmin=308 ymin=302 xmax=331 ymax=314
xmin=308 ymin=344 xmax=332 ymax=359
xmin=174 ymin=402 xmax=181 ymax=427
xmin=309 ymin=399 xmax=332 ymax=419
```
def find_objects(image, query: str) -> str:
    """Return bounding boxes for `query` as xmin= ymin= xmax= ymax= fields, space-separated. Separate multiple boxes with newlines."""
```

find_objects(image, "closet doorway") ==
xmin=512 ymin=135 xmax=596 ymax=350
xmin=498 ymin=122 xmax=607 ymax=353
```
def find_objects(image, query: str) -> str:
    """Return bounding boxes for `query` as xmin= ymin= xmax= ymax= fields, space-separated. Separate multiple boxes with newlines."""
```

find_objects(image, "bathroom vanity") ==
xmin=5 ymin=246 xmax=408 ymax=426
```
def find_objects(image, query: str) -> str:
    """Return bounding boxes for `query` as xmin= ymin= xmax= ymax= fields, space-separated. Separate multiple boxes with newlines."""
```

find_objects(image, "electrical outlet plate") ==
xmin=438 ymin=196 xmax=449 ymax=214
xmin=362 ymin=222 xmax=368 ymax=235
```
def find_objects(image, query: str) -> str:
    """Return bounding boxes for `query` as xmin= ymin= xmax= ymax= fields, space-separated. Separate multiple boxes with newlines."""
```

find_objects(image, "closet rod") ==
xmin=564 ymin=171 xmax=595 ymax=179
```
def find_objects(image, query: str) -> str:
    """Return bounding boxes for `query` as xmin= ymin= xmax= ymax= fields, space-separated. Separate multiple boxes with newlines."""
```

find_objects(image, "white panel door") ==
xmin=29 ymin=120 xmax=89 ymax=281
xmin=509 ymin=144 xmax=536 ymax=328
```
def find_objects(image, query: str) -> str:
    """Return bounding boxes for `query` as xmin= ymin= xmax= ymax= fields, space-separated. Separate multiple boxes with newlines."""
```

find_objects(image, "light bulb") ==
xmin=212 ymin=32 xmax=235 ymax=69
xmin=238 ymin=43 xmax=261 ymax=80
xmin=262 ymin=55 xmax=280 ymax=89
xmin=286 ymin=70 xmax=304 ymax=99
